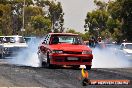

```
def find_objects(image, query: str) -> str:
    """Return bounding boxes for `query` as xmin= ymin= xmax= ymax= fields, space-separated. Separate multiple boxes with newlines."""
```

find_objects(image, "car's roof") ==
xmin=49 ymin=33 xmax=78 ymax=36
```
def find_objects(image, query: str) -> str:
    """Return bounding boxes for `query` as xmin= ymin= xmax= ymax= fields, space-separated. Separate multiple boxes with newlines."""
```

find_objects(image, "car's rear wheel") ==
xmin=86 ymin=65 xmax=91 ymax=70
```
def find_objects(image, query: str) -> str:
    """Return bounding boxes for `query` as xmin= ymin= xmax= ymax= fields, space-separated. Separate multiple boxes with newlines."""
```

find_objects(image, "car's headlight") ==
xmin=52 ymin=50 xmax=63 ymax=54
xmin=82 ymin=50 xmax=92 ymax=54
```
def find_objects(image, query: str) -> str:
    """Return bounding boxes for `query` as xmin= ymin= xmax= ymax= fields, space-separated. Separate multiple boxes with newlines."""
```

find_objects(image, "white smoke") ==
xmin=92 ymin=47 xmax=131 ymax=68
xmin=8 ymin=37 xmax=42 ymax=67
xmin=7 ymin=38 xmax=131 ymax=68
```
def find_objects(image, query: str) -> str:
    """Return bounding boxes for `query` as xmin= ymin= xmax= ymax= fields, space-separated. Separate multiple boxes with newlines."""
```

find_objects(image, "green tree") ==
xmin=31 ymin=15 xmax=51 ymax=35
xmin=66 ymin=29 xmax=90 ymax=41
xmin=112 ymin=28 xmax=122 ymax=42
xmin=85 ymin=9 xmax=109 ymax=37
xmin=0 ymin=0 xmax=64 ymax=36
xmin=36 ymin=0 xmax=64 ymax=32
xmin=0 ymin=4 xmax=12 ymax=35
xmin=85 ymin=0 xmax=132 ymax=42
xmin=66 ymin=29 xmax=76 ymax=33
xmin=24 ymin=6 xmax=43 ymax=33
xmin=106 ymin=18 xmax=121 ymax=33
xmin=107 ymin=0 xmax=132 ymax=41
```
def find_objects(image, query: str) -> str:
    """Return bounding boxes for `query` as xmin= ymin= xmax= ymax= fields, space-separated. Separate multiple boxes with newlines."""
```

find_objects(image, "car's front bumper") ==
xmin=49 ymin=54 xmax=93 ymax=65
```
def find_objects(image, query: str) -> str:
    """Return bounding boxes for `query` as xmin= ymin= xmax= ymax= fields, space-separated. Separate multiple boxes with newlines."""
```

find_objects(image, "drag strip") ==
xmin=0 ymin=61 xmax=131 ymax=88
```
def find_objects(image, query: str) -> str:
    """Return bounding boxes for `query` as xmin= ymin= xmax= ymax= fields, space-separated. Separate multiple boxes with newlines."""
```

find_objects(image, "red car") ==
xmin=37 ymin=33 xmax=93 ymax=70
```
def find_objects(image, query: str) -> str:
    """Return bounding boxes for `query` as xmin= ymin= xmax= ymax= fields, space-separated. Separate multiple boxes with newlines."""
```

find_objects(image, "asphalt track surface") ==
xmin=0 ymin=60 xmax=132 ymax=88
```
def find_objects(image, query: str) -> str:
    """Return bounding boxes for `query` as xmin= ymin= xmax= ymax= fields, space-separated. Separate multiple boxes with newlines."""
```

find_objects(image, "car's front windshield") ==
xmin=125 ymin=44 xmax=132 ymax=49
xmin=50 ymin=35 xmax=84 ymax=45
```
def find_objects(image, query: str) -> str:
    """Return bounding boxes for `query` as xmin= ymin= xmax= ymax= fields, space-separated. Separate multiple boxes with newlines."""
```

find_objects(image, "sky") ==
xmin=56 ymin=0 xmax=110 ymax=33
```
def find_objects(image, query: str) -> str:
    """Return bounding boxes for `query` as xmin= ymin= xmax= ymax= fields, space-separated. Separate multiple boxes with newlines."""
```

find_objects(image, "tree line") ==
xmin=84 ymin=0 xmax=132 ymax=43
xmin=0 ymin=0 xmax=131 ymax=43
xmin=0 ymin=0 xmax=64 ymax=36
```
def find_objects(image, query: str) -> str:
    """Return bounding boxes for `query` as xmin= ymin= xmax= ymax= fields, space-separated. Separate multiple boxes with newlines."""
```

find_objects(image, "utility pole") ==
xmin=21 ymin=0 xmax=25 ymax=34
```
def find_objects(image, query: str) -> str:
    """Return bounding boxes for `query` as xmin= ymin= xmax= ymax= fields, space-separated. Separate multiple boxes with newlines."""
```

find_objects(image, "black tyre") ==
xmin=46 ymin=53 xmax=54 ymax=68
xmin=86 ymin=65 xmax=91 ymax=70
xmin=41 ymin=61 xmax=46 ymax=67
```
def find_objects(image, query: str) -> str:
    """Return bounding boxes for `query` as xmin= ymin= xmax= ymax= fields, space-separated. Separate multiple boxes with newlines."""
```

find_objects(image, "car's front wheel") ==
xmin=86 ymin=65 xmax=91 ymax=70
xmin=44 ymin=53 xmax=55 ymax=68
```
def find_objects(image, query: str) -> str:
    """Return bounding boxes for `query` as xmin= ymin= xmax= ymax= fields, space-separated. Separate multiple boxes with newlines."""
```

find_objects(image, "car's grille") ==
xmin=63 ymin=51 xmax=82 ymax=54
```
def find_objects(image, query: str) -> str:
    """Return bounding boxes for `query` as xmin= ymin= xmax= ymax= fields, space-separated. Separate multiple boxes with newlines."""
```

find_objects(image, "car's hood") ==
xmin=2 ymin=43 xmax=28 ymax=48
xmin=49 ymin=43 xmax=91 ymax=52
xmin=124 ymin=49 xmax=132 ymax=53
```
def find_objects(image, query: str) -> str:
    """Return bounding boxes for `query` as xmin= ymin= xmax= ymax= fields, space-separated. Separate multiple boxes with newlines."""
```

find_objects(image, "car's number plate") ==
xmin=67 ymin=57 xmax=78 ymax=60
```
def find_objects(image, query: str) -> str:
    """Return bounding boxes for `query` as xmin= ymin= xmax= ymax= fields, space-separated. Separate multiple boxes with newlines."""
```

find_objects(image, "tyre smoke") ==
xmin=7 ymin=39 xmax=131 ymax=68
xmin=8 ymin=38 xmax=42 ymax=67
xmin=92 ymin=46 xmax=131 ymax=68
